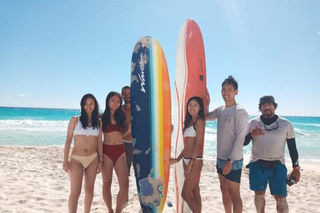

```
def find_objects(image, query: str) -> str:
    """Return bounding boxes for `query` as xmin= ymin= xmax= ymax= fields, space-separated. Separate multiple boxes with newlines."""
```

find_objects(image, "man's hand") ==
xmin=290 ymin=168 xmax=301 ymax=183
xmin=222 ymin=161 xmax=232 ymax=175
xmin=251 ymin=125 xmax=265 ymax=137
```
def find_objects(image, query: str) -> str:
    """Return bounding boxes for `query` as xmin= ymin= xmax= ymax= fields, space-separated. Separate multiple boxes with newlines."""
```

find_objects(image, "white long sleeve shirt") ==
xmin=207 ymin=104 xmax=249 ymax=161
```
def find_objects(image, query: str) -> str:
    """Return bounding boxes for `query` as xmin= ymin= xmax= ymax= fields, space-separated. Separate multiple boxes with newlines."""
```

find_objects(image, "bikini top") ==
xmin=73 ymin=117 xmax=99 ymax=137
xmin=103 ymin=123 xmax=123 ymax=133
xmin=184 ymin=124 xmax=197 ymax=137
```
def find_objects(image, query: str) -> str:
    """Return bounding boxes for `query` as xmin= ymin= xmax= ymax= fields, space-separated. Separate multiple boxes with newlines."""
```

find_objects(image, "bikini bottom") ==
xmin=103 ymin=144 xmax=125 ymax=164
xmin=183 ymin=155 xmax=203 ymax=165
xmin=71 ymin=152 xmax=98 ymax=168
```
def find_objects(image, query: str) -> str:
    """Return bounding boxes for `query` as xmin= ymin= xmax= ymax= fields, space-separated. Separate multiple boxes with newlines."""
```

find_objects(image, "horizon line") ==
xmin=1 ymin=106 xmax=320 ymax=118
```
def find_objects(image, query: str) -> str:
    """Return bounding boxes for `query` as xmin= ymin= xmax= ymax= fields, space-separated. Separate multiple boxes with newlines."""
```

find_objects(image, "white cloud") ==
xmin=19 ymin=94 xmax=28 ymax=97
xmin=4 ymin=95 xmax=11 ymax=99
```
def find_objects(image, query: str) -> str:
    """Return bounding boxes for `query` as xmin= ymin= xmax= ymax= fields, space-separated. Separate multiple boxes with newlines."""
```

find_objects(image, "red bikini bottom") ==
xmin=103 ymin=144 xmax=125 ymax=164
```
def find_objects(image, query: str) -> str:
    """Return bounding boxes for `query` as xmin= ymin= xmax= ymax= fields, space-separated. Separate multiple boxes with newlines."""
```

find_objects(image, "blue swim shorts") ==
xmin=216 ymin=158 xmax=243 ymax=183
xmin=248 ymin=161 xmax=287 ymax=197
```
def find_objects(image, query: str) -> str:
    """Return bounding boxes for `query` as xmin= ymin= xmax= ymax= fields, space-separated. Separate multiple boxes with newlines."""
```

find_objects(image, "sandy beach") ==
xmin=0 ymin=146 xmax=319 ymax=213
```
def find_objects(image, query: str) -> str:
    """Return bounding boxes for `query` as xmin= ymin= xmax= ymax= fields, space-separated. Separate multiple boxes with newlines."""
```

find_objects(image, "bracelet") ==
xmin=227 ymin=158 xmax=234 ymax=164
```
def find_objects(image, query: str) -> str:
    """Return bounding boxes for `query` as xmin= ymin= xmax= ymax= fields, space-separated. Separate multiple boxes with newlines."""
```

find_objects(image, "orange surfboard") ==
xmin=173 ymin=19 xmax=207 ymax=213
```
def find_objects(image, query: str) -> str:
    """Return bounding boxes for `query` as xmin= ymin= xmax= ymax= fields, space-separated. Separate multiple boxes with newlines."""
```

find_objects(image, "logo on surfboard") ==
xmin=138 ymin=53 xmax=146 ymax=93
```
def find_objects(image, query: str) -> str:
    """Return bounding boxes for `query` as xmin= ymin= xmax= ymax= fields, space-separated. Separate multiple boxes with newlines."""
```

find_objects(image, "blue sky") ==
xmin=1 ymin=0 xmax=319 ymax=116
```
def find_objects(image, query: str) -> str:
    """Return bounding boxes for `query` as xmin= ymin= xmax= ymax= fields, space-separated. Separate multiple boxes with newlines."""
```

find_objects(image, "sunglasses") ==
xmin=264 ymin=121 xmax=279 ymax=131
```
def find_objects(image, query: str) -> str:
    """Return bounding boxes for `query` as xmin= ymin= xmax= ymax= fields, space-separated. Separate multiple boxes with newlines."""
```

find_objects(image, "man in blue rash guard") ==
xmin=244 ymin=95 xmax=301 ymax=213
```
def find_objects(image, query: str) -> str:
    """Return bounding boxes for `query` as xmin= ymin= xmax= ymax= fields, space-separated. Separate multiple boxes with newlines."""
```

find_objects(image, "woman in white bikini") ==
xmin=63 ymin=93 xmax=103 ymax=213
xmin=170 ymin=96 xmax=205 ymax=213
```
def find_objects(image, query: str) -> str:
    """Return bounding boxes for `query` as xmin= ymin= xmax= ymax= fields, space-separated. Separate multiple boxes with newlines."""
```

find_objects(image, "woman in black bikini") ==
xmin=170 ymin=96 xmax=205 ymax=213
xmin=101 ymin=92 xmax=129 ymax=213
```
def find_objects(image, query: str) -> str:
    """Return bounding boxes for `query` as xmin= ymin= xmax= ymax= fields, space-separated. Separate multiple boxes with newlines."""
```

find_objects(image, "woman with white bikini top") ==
xmin=170 ymin=96 xmax=205 ymax=213
xmin=63 ymin=93 xmax=103 ymax=213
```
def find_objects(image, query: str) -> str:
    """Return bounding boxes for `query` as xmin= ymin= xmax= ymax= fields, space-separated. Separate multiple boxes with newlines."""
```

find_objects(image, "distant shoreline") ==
xmin=1 ymin=106 xmax=320 ymax=117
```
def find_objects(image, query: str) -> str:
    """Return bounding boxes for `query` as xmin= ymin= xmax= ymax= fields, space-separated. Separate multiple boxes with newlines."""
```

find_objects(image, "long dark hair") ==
xmin=183 ymin=96 xmax=205 ymax=132
xmin=102 ymin=92 xmax=126 ymax=130
xmin=80 ymin=93 xmax=100 ymax=129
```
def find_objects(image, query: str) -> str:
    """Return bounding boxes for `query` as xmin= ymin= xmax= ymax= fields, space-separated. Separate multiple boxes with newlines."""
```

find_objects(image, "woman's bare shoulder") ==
xmin=195 ymin=117 xmax=205 ymax=127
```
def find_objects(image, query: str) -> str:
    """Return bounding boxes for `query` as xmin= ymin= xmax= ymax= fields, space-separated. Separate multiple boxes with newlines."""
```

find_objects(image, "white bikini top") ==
xmin=73 ymin=117 xmax=99 ymax=137
xmin=184 ymin=125 xmax=196 ymax=137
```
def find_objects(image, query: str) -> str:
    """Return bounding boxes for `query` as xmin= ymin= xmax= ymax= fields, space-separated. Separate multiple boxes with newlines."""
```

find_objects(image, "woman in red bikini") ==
xmin=63 ymin=93 xmax=103 ymax=213
xmin=101 ymin=91 xmax=129 ymax=213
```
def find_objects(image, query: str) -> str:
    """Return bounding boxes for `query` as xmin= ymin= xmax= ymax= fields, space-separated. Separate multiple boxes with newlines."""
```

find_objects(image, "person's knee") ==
xmin=254 ymin=194 xmax=266 ymax=212
xmin=193 ymin=184 xmax=200 ymax=192
xmin=227 ymin=187 xmax=241 ymax=201
xmin=220 ymin=183 xmax=228 ymax=194
xmin=119 ymin=181 xmax=129 ymax=193
xmin=276 ymin=197 xmax=288 ymax=213
xmin=70 ymin=190 xmax=81 ymax=199
xmin=254 ymin=194 xmax=265 ymax=201
xmin=120 ymin=185 xmax=129 ymax=194
xmin=85 ymin=184 xmax=94 ymax=196
xmin=193 ymin=190 xmax=200 ymax=198
xmin=181 ymin=190 xmax=191 ymax=201
xmin=103 ymin=181 xmax=112 ymax=192
xmin=229 ymin=192 xmax=241 ymax=202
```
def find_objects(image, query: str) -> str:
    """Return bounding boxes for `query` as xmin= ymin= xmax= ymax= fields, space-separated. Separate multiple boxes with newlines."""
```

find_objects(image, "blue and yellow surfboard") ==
xmin=131 ymin=36 xmax=171 ymax=213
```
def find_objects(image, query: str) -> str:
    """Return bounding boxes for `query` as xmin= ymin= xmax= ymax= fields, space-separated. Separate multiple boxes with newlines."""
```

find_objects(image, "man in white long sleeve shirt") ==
xmin=206 ymin=76 xmax=249 ymax=213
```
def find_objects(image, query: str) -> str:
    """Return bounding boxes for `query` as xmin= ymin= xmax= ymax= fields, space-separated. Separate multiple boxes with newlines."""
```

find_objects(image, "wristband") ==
xmin=227 ymin=158 xmax=234 ymax=164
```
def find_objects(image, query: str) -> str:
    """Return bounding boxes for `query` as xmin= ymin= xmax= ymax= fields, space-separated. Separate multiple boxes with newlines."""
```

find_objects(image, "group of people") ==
xmin=63 ymin=87 xmax=133 ymax=213
xmin=171 ymin=75 xmax=301 ymax=213
xmin=63 ymin=75 xmax=301 ymax=213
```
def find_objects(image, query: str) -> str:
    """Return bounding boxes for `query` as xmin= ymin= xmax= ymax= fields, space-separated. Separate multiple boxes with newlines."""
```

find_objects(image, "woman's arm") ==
xmin=191 ymin=118 xmax=205 ymax=160
xmin=170 ymin=150 xmax=184 ymax=164
xmin=97 ymin=119 xmax=103 ymax=173
xmin=97 ymin=120 xmax=103 ymax=159
xmin=63 ymin=117 xmax=76 ymax=173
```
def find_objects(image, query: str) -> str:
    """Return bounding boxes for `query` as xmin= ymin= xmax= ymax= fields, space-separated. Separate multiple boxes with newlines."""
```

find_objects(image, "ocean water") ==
xmin=0 ymin=107 xmax=80 ymax=146
xmin=1 ymin=107 xmax=320 ymax=160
